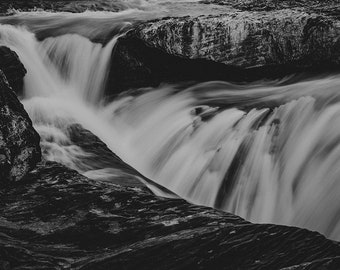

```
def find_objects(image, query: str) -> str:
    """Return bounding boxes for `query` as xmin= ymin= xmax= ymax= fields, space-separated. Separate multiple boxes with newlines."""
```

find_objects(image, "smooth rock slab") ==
xmin=0 ymin=161 xmax=339 ymax=269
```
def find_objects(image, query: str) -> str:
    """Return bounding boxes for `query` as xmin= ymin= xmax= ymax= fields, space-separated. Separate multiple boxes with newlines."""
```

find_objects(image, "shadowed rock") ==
xmin=0 ymin=48 xmax=40 ymax=185
xmin=0 ymin=46 xmax=26 ymax=95
xmin=0 ymin=161 xmax=340 ymax=269
xmin=133 ymin=11 xmax=340 ymax=68
xmin=107 ymin=0 xmax=340 ymax=93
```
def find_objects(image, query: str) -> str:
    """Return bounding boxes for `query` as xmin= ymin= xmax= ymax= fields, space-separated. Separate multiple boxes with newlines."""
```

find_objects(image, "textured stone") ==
xmin=0 ymin=46 xmax=26 ymax=94
xmin=107 ymin=1 xmax=340 ymax=93
xmin=134 ymin=11 xmax=340 ymax=68
xmin=0 ymin=161 xmax=340 ymax=269
xmin=0 ymin=48 xmax=40 ymax=185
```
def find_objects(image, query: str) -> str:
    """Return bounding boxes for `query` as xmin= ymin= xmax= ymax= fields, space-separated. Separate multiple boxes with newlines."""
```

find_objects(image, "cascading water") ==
xmin=105 ymin=79 xmax=340 ymax=241
xmin=1 ymin=7 xmax=340 ymax=242
xmin=0 ymin=21 xmax=122 ymax=171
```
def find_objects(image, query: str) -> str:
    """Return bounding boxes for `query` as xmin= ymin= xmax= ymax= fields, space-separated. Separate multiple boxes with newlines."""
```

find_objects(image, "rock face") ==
xmin=0 ymin=48 xmax=40 ymax=185
xmin=134 ymin=11 xmax=340 ymax=68
xmin=108 ymin=34 xmax=252 ymax=95
xmin=0 ymin=46 xmax=26 ymax=95
xmin=108 ymin=0 xmax=340 ymax=93
xmin=0 ymin=161 xmax=340 ymax=269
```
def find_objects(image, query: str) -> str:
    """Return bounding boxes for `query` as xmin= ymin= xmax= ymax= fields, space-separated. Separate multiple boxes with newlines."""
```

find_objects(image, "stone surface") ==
xmin=0 ymin=161 xmax=339 ymax=269
xmin=0 ymin=0 xmax=133 ymax=14
xmin=0 ymin=48 xmax=40 ymax=185
xmin=108 ymin=34 xmax=254 ymax=95
xmin=200 ymin=0 xmax=340 ymax=14
xmin=0 ymin=2 xmax=340 ymax=269
xmin=0 ymin=46 xmax=26 ymax=95
xmin=134 ymin=10 xmax=340 ymax=69
xmin=107 ymin=0 xmax=340 ymax=92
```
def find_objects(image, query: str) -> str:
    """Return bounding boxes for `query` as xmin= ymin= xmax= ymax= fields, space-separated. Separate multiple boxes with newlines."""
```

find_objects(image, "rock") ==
xmin=133 ymin=10 xmax=340 ymax=69
xmin=0 ymin=161 xmax=340 ymax=269
xmin=108 ymin=34 xmax=254 ymax=95
xmin=200 ymin=0 xmax=340 ymax=14
xmin=0 ymin=46 xmax=26 ymax=95
xmin=107 ymin=0 xmax=340 ymax=93
xmin=0 ymin=49 xmax=40 ymax=186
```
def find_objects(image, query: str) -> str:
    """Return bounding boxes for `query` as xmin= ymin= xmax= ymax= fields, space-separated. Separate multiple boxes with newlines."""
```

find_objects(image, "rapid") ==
xmin=1 ymin=1 xmax=340 ymax=241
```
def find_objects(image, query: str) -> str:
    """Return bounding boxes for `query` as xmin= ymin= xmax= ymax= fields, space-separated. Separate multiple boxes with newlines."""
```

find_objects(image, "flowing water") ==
xmin=1 ymin=3 xmax=340 ymax=241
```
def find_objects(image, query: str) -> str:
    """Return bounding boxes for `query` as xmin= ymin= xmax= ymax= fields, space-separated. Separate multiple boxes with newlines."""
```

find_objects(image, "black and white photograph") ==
xmin=0 ymin=0 xmax=340 ymax=269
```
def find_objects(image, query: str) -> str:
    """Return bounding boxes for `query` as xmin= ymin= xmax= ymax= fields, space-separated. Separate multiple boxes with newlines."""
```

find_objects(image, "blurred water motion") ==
xmin=1 ymin=6 xmax=340 ymax=241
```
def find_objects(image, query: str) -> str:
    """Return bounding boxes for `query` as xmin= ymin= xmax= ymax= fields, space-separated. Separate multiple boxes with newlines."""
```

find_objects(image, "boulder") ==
xmin=0 ymin=161 xmax=340 ymax=269
xmin=108 ymin=0 xmax=340 ymax=93
xmin=0 ymin=46 xmax=26 ymax=95
xmin=0 ymin=48 xmax=40 ymax=185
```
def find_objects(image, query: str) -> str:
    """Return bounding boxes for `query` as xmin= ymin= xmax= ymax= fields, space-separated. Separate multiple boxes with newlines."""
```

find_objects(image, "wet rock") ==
xmin=0 ymin=46 xmax=26 ymax=95
xmin=0 ymin=49 xmax=40 ymax=185
xmin=200 ymin=0 xmax=339 ymax=12
xmin=108 ymin=34 xmax=254 ymax=95
xmin=0 ymin=161 xmax=340 ymax=269
xmin=107 ymin=1 xmax=340 ymax=92
xmin=134 ymin=10 xmax=340 ymax=69
xmin=0 ymin=0 xmax=126 ymax=14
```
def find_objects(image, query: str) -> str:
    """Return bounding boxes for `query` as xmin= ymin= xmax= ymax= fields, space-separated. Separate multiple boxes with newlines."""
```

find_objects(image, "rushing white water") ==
xmin=1 ymin=11 xmax=340 ymax=241
xmin=0 ymin=22 xmax=122 ymax=171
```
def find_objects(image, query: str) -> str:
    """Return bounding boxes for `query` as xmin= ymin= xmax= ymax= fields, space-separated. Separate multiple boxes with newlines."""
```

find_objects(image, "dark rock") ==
xmin=108 ymin=29 xmax=340 ymax=95
xmin=108 ymin=33 xmax=254 ymax=95
xmin=0 ymin=161 xmax=340 ymax=269
xmin=0 ymin=49 xmax=40 ymax=186
xmin=0 ymin=0 xmax=136 ymax=14
xmin=133 ymin=11 xmax=340 ymax=69
xmin=200 ymin=0 xmax=340 ymax=13
xmin=0 ymin=46 xmax=26 ymax=95
xmin=106 ymin=1 xmax=340 ymax=93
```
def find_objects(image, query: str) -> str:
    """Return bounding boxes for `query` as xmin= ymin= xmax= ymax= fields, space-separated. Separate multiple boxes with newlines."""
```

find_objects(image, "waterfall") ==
xmin=103 ymin=80 xmax=340 ymax=241
xmin=1 ymin=12 xmax=340 ymax=241
xmin=0 ymin=22 xmax=121 ymax=172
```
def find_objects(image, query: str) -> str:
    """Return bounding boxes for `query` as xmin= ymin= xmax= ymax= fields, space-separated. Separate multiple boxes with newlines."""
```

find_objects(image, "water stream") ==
xmin=1 ymin=5 xmax=340 ymax=241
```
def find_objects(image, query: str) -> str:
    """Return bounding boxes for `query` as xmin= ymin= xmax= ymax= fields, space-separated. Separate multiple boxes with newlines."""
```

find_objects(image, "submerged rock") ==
xmin=134 ymin=11 xmax=340 ymax=68
xmin=0 ymin=161 xmax=340 ymax=269
xmin=0 ymin=48 xmax=40 ymax=186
